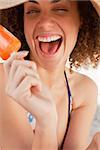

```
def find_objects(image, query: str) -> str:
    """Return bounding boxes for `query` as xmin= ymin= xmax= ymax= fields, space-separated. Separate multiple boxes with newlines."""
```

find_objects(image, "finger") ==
xmin=3 ymin=51 xmax=29 ymax=75
xmin=12 ymin=75 xmax=42 ymax=102
xmin=9 ymin=59 xmax=37 ymax=81
xmin=12 ymin=65 xmax=39 ymax=89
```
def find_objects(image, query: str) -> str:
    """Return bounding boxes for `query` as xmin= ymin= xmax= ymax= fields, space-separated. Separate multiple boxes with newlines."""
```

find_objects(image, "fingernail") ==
xmin=17 ymin=51 xmax=29 ymax=57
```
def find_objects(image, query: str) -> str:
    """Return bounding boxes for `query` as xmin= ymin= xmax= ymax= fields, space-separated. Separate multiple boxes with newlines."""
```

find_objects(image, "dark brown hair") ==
xmin=0 ymin=1 xmax=100 ymax=68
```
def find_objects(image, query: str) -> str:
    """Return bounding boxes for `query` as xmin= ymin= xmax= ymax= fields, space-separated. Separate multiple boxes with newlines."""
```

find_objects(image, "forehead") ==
xmin=25 ymin=0 xmax=77 ymax=11
xmin=35 ymin=0 xmax=61 ymax=1
xmin=26 ymin=0 xmax=72 ymax=6
xmin=28 ymin=0 xmax=68 ymax=3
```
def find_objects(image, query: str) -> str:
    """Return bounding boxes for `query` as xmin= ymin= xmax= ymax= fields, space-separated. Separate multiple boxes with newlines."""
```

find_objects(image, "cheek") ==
xmin=24 ymin=17 xmax=34 ymax=49
xmin=61 ymin=17 xmax=80 ymax=55
xmin=67 ymin=19 xmax=80 ymax=42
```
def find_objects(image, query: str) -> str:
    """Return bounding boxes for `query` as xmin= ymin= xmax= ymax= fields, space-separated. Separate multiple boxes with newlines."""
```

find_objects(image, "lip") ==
xmin=35 ymin=32 xmax=63 ymax=39
xmin=35 ymin=35 xmax=63 ymax=59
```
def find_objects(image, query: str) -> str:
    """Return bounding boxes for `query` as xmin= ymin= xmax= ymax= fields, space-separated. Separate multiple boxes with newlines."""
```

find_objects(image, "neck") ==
xmin=29 ymin=53 xmax=69 ymax=90
xmin=37 ymin=65 xmax=66 ymax=90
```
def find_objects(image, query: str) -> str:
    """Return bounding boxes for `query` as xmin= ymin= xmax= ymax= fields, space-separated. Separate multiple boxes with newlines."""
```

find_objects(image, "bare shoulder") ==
xmin=65 ymin=67 xmax=98 ymax=109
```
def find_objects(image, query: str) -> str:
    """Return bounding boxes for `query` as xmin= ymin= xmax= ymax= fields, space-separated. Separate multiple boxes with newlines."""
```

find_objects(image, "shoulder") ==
xmin=65 ymin=67 xmax=98 ymax=109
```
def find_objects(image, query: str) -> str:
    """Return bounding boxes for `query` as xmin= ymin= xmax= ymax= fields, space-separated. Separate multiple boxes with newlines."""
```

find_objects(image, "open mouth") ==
xmin=37 ymin=35 xmax=62 ymax=55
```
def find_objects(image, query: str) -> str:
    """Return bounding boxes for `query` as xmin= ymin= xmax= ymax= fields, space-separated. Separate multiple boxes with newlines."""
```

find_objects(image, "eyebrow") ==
xmin=28 ymin=0 xmax=61 ymax=4
xmin=50 ymin=0 xmax=61 ymax=3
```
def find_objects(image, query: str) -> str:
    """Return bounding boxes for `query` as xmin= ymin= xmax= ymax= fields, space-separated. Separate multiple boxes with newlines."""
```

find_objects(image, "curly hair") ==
xmin=0 ymin=1 xmax=100 ymax=69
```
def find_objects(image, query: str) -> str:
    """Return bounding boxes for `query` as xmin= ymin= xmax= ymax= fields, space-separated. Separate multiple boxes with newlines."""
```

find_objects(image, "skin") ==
xmin=24 ymin=0 xmax=80 ymax=72
xmin=0 ymin=0 xmax=99 ymax=149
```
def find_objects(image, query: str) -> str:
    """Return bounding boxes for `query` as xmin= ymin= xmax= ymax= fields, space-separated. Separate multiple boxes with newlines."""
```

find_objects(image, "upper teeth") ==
xmin=38 ymin=35 xmax=61 ymax=42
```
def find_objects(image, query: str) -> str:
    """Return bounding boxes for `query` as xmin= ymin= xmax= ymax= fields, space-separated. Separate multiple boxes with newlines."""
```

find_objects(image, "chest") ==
xmin=1 ymin=95 xmax=69 ymax=149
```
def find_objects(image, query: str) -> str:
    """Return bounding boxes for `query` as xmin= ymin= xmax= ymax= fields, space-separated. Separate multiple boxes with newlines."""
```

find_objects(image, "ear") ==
xmin=91 ymin=0 xmax=100 ymax=16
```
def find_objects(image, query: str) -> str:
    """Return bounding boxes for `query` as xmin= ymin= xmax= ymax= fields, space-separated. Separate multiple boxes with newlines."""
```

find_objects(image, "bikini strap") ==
xmin=61 ymin=71 xmax=73 ymax=149
xmin=64 ymin=70 xmax=72 ymax=113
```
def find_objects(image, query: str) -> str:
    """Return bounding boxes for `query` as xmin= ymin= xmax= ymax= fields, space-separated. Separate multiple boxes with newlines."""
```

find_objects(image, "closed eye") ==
xmin=53 ymin=8 xmax=68 ymax=13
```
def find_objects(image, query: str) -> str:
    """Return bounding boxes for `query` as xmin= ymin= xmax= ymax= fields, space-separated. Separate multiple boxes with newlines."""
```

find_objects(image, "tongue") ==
xmin=40 ymin=40 xmax=60 ymax=54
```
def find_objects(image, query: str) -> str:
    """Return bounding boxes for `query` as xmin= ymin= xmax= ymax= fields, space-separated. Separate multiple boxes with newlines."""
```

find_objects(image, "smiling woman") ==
xmin=1 ymin=0 xmax=99 ymax=68
xmin=0 ymin=0 xmax=100 ymax=150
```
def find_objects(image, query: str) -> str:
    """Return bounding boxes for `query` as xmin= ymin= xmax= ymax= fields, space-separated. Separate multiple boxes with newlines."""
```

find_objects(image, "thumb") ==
xmin=15 ymin=51 xmax=29 ymax=59
xmin=10 ymin=50 xmax=29 ymax=61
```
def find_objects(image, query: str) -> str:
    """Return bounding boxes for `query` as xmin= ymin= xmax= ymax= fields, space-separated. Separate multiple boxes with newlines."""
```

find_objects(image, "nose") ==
xmin=37 ymin=15 xmax=55 ymax=31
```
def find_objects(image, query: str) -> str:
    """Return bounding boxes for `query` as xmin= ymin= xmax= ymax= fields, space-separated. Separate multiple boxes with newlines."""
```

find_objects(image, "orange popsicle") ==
xmin=0 ymin=25 xmax=21 ymax=60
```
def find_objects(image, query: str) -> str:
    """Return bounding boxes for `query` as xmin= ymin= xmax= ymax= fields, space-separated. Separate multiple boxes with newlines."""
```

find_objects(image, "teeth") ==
xmin=38 ymin=35 xmax=61 ymax=42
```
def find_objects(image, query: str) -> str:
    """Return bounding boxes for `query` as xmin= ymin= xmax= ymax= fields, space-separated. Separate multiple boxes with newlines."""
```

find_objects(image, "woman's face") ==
xmin=24 ymin=0 xmax=80 ymax=70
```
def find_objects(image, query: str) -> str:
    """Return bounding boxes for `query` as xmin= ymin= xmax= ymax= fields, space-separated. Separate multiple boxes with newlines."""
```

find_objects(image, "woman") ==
xmin=0 ymin=0 xmax=100 ymax=149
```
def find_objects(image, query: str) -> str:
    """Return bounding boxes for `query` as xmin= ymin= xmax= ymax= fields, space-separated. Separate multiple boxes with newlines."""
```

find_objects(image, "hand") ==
xmin=93 ymin=132 xmax=100 ymax=149
xmin=3 ymin=51 xmax=58 ymax=128
xmin=86 ymin=132 xmax=100 ymax=150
